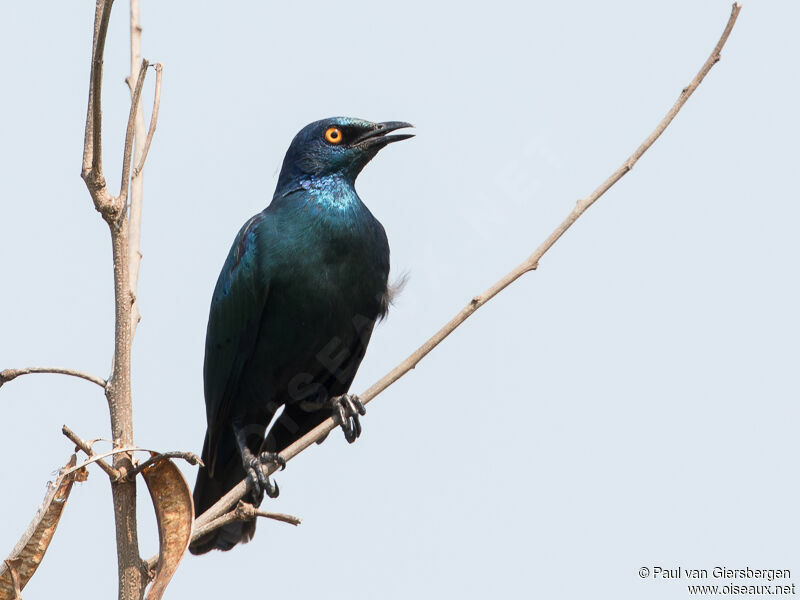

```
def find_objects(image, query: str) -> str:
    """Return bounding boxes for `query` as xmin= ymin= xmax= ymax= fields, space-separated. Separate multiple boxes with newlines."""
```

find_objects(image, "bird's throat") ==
xmin=300 ymin=175 xmax=361 ymax=213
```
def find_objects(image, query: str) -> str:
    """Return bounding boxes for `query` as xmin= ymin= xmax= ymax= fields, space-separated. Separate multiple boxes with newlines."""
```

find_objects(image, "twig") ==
xmin=127 ymin=3 xmax=149 ymax=340
xmin=192 ymin=500 xmax=301 ymax=539
xmin=82 ymin=0 xmax=112 ymax=180
xmin=250 ymin=508 xmax=301 ymax=526
xmin=194 ymin=501 xmax=300 ymax=540
xmin=81 ymin=0 xmax=114 ymax=218
xmin=192 ymin=3 xmax=742 ymax=530
xmin=124 ymin=450 xmax=202 ymax=481
xmin=0 ymin=367 xmax=106 ymax=390
xmin=61 ymin=447 xmax=145 ymax=478
xmin=153 ymin=503 xmax=297 ymax=567
xmin=145 ymin=501 xmax=299 ymax=569
xmin=118 ymin=58 xmax=149 ymax=212
xmin=62 ymin=425 xmax=119 ymax=480
xmin=132 ymin=63 xmax=163 ymax=179
xmin=128 ymin=60 xmax=163 ymax=340
xmin=54 ymin=445 xmax=200 ymax=479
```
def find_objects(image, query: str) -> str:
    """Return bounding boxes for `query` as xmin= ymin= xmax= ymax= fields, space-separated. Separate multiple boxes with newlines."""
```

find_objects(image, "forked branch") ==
xmin=146 ymin=502 xmax=300 ymax=570
xmin=191 ymin=502 xmax=300 ymax=545
xmin=76 ymin=2 xmax=162 ymax=598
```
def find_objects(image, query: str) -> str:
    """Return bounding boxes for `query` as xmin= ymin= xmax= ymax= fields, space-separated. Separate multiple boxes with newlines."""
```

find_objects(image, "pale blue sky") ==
xmin=1 ymin=2 xmax=798 ymax=599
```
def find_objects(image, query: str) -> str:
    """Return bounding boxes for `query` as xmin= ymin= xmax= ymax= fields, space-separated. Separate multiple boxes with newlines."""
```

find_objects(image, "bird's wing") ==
xmin=202 ymin=213 xmax=270 ymax=474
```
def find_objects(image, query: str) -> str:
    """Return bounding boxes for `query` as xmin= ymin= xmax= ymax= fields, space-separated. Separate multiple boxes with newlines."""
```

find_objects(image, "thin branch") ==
xmin=0 ymin=367 xmax=106 ymax=390
xmin=146 ymin=502 xmax=299 ymax=569
xmin=61 ymin=447 xmax=146 ymax=478
xmin=193 ymin=3 xmax=742 ymax=530
xmin=127 ymin=3 xmax=150 ymax=340
xmin=132 ymin=63 xmax=163 ymax=179
xmin=81 ymin=0 xmax=115 ymax=218
xmin=250 ymin=508 xmax=301 ymax=527
xmin=80 ymin=0 xmax=102 ymax=175
xmin=82 ymin=0 xmax=113 ymax=180
xmin=51 ymin=442 xmax=200 ymax=481
xmin=62 ymin=424 xmax=120 ymax=480
xmin=194 ymin=502 xmax=300 ymax=540
xmin=124 ymin=450 xmax=202 ymax=481
xmin=158 ymin=503 xmax=297 ymax=566
xmin=118 ymin=58 xmax=149 ymax=212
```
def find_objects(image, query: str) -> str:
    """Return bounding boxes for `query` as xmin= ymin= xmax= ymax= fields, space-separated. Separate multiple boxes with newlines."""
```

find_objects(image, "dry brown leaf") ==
xmin=2 ymin=560 xmax=21 ymax=600
xmin=141 ymin=455 xmax=194 ymax=600
xmin=0 ymin=455 xmax=86 ymax=599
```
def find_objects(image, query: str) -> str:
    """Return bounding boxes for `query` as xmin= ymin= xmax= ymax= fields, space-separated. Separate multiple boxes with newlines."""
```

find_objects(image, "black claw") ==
xmin=259 ymin=451 xmax=286 ymax=472
xmin=245 ymin=468 xmax=265 ymax=506
xmin=353 ymin=397 xmax=366 ymax=416
xmin=244 ymin=452 xmax=283 ymax=503
xmin=331 ymin=393 xmax=366 ymax=444
xmin=256 ymin=465 xmax=270 ymax=490
xmin=266 ymin=478 xmax=280 ymax=499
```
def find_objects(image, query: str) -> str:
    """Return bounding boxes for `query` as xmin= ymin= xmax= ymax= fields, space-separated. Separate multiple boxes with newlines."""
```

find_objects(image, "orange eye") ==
xmin=324 ymin=127 xmax=343 ymax=144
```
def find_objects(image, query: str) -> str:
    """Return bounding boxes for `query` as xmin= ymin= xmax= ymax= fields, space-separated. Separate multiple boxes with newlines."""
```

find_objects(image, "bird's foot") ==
xmin=243 ymin=452 xmax=285 ymax=505
xmin=330 ymin=394 xmax=366 ymax=444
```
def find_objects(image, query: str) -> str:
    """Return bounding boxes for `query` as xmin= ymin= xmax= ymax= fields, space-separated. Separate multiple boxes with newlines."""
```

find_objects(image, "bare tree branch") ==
xmin=0 ymin=367 xmax=106 ymax=390
xmin=78 ymin=1 xmax=159 ymax=597
xmin=128 ymin=59 xmax=163 ymax=339
xmin=53 ymin=444 xmax=201 ymax=481
xmin=81 ymin=0 xmax=115 ymax=220
xmin=61 ymin=424 xmax=120 ymax=480
xmin=124 ymin=450 xmax=202 ymax=481
xmin=119 ymin=59 xmax=148 ymax=213
xmin=192 ymin=2 xmax=742 ymax=532
xmin=127 ymin=0 xmax=147 ymax=339
xmin=249 ymin=508 xmax=301 ymax=527
xmin=62 ymin=447 xmax=146 ymax=477
xmin=193 ymin=502 xmax=300 ymax=541
xmin=145 ymin=502 xmax=300 ymax=569
xmin=132 ymin=63 xmax=163 ymax=180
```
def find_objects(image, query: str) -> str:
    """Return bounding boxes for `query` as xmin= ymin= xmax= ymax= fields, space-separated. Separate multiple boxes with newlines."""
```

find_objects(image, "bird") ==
xmin=189 ymin=117 xmax=413 ymax=555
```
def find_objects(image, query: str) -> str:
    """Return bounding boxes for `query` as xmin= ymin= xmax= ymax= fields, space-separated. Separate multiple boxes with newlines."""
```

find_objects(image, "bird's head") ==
xmin=276 ymin=117 xmax=413 ymax=190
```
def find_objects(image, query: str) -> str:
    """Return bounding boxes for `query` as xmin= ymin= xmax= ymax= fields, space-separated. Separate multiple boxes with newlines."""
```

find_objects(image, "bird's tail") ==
xmin=189 ymin=435 xmax=256 ymax=555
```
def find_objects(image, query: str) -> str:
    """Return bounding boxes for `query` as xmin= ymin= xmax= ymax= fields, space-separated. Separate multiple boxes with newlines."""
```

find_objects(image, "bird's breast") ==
xmin=265 ymin=200 xmax=387 ymax=322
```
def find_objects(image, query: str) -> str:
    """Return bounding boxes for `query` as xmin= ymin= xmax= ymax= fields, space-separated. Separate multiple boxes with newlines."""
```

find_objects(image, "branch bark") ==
xmin=192 ymin=2 xmax=742 ymax=532
xmin=104 ymin=125 xmax=146 ymax=600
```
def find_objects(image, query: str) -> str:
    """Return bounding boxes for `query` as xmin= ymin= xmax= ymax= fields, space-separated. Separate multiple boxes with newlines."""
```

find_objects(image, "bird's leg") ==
xmin=233 ymin=422 xmax=285 ymax=505
xmin=330 ymin=394 xmax=366 ymax=444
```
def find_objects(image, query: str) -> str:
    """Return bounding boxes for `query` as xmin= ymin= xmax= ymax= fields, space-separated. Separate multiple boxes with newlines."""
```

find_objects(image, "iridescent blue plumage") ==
xmin=190 ymin=117 xmax=413 ymax=554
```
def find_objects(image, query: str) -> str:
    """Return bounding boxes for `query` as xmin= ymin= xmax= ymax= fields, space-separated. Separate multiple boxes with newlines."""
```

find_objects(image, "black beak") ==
xmin=354 ymin=121 xmax=414 ymax=150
